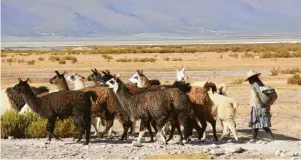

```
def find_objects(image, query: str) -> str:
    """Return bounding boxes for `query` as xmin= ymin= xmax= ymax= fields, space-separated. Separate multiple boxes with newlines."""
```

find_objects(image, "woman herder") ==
xmin=245 ymin=70 xmax=275 ymax=142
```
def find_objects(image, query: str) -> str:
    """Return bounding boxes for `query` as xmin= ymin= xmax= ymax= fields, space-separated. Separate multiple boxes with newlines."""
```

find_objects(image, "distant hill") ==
xmin=2 ymin=0 xmax=301 ymax=37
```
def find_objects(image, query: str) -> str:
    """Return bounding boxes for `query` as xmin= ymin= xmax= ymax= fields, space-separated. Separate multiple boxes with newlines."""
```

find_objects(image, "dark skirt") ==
xmin=249 ymin=104 xmax=271 ymax=129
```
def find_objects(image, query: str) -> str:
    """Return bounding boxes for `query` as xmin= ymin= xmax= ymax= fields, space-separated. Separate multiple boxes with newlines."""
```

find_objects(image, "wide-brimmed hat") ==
xmin=244 ymin=70 xmax=261 ymax=81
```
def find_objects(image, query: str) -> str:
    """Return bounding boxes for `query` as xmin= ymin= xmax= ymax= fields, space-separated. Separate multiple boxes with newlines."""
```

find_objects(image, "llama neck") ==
xmin=20 ymin=89 xmax=41 ymax=112
xmin=57 ymin=79 xmax=70 ymax=91
xmin=115 ymin=80 xmax=131 ymax=99
xmin=74 ymin=80 xmax=85 ymax=89
xmin=137 ymin=78 xmax=150 ymax=88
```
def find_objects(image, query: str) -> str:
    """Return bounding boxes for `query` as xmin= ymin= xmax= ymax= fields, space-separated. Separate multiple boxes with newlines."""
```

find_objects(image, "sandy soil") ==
xmin=1 ymin=51 xmax=301 ymax=159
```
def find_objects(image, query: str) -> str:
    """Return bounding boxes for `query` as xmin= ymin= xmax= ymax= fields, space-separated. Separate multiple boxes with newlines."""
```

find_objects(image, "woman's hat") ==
xmin=244 ymin=70 xmax=261 ymax=81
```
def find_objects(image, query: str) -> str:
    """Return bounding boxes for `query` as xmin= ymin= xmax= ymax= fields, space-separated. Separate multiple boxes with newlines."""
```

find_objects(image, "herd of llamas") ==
xmin=1 ymin=66 xmax=238 ymax=146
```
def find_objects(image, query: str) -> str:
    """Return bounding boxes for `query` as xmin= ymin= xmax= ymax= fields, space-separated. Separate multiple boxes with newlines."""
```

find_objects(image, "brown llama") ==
xmin=13 ymin=78 xmax=97 ymax=145
xmin=50 ymin=70 xmax=131 ymax=141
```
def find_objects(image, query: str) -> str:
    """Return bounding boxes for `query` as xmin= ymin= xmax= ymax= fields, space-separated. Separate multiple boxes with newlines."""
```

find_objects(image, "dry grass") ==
xmin=116 ymin=57 xmax=156 ymax=62
xmin=38 ymin=57 xmax=45 ymax=61
xmin=287 ymin=73 xmax=301 ymax=85
xmin=231 ymin=78 xmax=244 ymax=84
xmin=102 ymin=54 xmax=113 ymax=62
xmin=229 ymin=53 xmax=239 ymax=58
xmin=116 ymin=58 xmax=132 ymax=62
xmin=26 ymin=60 xmax=35 ymax=65
xmin=2 ymin=43 xmax=301 ymax=56
xmin=280 ymin=67 xmax=301 ymax=74
xmin=269 ymin=67 xmax=280 ymax=76
xmin=171 ymin=58 xmax=182 ymax=61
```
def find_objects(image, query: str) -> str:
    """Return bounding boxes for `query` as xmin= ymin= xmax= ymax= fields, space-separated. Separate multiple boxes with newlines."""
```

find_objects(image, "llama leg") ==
xmin=209 ymin=118 xmax=218 ymax=141
xmin=192 ymin=118 xmax=202 ymax=140
xmin=76 ymin=119 xmax=85 ymax=143
xmin=91 ymin=117 xmax=99 ymax=136
xmin=219 ymin=121 xmax=228 ymax=140
xmin=99 ymin=120 xmax=113 ymax=138
xmin=227 ymin=120 xmax=238 ymax=141
xmin=130 ymin=120 xmax=136 ymax=135
xmin=145 ymin=121 xmax=154 ymax=142
xmin=46 ymin=116 xmax=61 ymax=144
xmin=150 ymin=118 xmax=158 ymax=133
xmin=120 ymin=121 xmax=131 ymax=141
xmin=83 ymin=114 xmax=91 ymax=145
xmin=133 ymin=120 xmax=147 ymax=147
xmin=199 ymin=118 xmax=207 ymax=141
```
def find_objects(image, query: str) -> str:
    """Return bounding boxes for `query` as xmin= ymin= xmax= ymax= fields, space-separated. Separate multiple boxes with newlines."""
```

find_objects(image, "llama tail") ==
xmin=84 ymin=91 xmax=98 ymax=103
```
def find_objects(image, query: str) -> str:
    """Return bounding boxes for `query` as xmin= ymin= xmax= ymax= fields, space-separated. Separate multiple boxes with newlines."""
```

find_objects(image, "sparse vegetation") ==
xmin=269 ymin=67 xmax=280 ymax=76
xmin=6 ymin=58 xmax=13 ymax=64
xmin=229 ymin=53 xmax=239 ymax=58
xmin=280 ymin=67 xmax=301 ymax=74
xmin=287 ymin=73 xmax=301 ymax=85
xmin=102 ymin=54 xmax=113 ymax=62
xmin=171 ymin=58 xmax=182 ymax=61
xmin=1 ymin=110 xmax=76 ymax=138
xmin=230 ymin=78 xmax=244 ymax=84
xmin=133 ymin=57 xmax=156 ymax=62
xmin=241 ymin=52 xmax=255 ymax=58
xmin=27 ymin=60 xmax=35 ymax=65
xmin=49 ymin=55 xmax=60 ymax=61
xmin=58 ymin=60 xmax=66 ymax=64
xmin=38 ymin=57 xmax=45 ymax=61
xmin=164 ymin=57 xmax=170 ymax=61
xmin=116 ymin=58 xmax=132 ymax=62
xmin=2 ymin=43 xmax=301 ymax=56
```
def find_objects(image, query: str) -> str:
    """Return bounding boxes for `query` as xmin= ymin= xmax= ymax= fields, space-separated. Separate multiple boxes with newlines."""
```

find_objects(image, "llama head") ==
xmin=67 ymin=73 xmax=85 ymax=83
xmin=128 ymin=71 xmax=139 ymax=84
xmin=87 ymin=68 xmax=102 ymax=83
xmin=175 ymin=65 xmax=188 ymax=83
xmin=105 ymin=74 xmax=120 ymax=93
xmin=13 ymin=78 xmax=32 ymax=93
xmin=98 ymin=70 xmax=114 ymax=84
xmin=49 ymin=70 xmax=67 ymax=85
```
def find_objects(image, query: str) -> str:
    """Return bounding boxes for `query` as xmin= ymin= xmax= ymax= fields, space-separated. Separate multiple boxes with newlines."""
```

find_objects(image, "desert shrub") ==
xmin=17 ymin=59 xmax=25 ymax=63
xmin=229 ymin=53 xmax=239 ymax=58
xmin=164 ymin=57 xmax=170 ymax=61
xmin=58 ymin=60 xmax=66 ymax=64
xmin=1 ymin=54 xmax=7 ymax=58
xmin=280 ymin=67 xmax=300 ymax=74
xmin=49 ymin=56 xmax=60 ymax=61
xmin=102 ymin=54 xmax=113 ymax=62
xmin=133 ymin=57 xmax=156 ymax=62
xmin=171 ymin=58 xmax=182 ymax=61
xmin=230 ymin=78 xmax=244 ymax=84
xmin=287 ymin=73 xmax=301 ymax=85
xmin=38 ymin=57 xmax=45 ymax=61
xmin=27 ymin=60 xmax=35 ymax=65
xmin=291 ymin=50 xmax=301 ymax=57
xmin=116 ymin=58 xmax=132 ymax=62
xmin=241 ymin=52 xmax=254 ymax=58
xmin=260 ymin=52 xmax=273 ymax=58
xmin=269 ymin=67 xmax=280 ymax=76
xmin=1 ymin=110 xmax=76 ymax=138
xmin=6 ymin=58 xmax=13 ymax=63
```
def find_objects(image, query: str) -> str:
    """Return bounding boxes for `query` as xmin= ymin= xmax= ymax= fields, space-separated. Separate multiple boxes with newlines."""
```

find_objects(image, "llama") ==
xmin=52 ymin=71 xmax=131 ymax=140
xmin=105 ymin=74 xmax=193 ymax=146
xmin=129 ymin=70 xmax=215 ymax=141
xmin=13 ymin=78 xmax=97 ymax=145
xmin=129 ymin=70 xmax=161 ymax=87
xmin=1 ymin=86 xmax=49 ymax=115
xmin=66 ymin=72 xmax=116 ymax=138
xmin=207 ymin=81 xmax=239 ymax=141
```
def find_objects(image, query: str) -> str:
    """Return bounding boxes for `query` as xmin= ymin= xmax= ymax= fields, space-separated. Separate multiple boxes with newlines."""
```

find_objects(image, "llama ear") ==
xmin=140 ymin=70 xmax=143 ymax=74
xmin=116 ymin=73 xmax=120 ymax=78
xmin=94 ymin=68 xmax=98 ymax=73
xmin=18 ymin=78 xmax=22 ymax=82
xmin=55 ymin=70 xmax=60 ymax=75
xmin=182 ymin=65 xmax=185 ymax=71
xmin=26 ymin=78 xmax=32 ymax=83
xmin=91 ymin=69 xmax=95 ymax=73
xmin=101 ymin=71 xmax=107 ymax=75
xmin=105 ymin=70 xmax=110 ymax=74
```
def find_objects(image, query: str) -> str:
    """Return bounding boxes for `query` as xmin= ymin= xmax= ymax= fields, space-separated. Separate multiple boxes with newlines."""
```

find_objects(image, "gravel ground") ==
xmin=1 ymin=136 xmax=301 ymax=159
